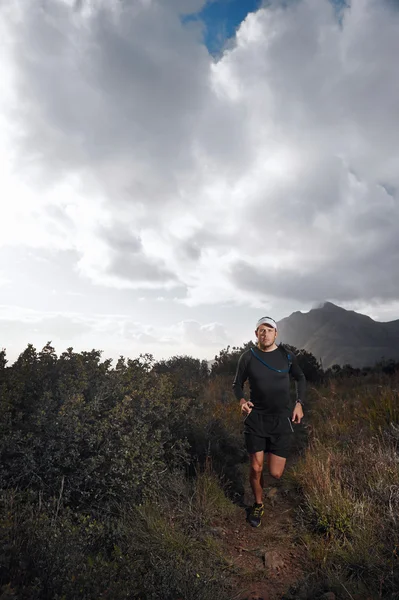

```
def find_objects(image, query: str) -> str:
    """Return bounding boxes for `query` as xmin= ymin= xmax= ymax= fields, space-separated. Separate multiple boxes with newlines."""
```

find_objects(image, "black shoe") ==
xmin=247 ymin=503 xmax=264 ymax=527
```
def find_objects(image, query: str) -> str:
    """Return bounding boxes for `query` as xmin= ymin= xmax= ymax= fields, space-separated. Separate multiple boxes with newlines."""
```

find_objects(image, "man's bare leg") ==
xmin=268 ymin=453 xmax=286 ymax=480
xmin=249 ymin=451 xmax=265 ymax=504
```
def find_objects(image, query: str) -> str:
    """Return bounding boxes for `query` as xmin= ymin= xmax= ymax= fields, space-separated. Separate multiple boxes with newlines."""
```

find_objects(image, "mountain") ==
xmin=277 ymin=302 xmax=399 ymax=369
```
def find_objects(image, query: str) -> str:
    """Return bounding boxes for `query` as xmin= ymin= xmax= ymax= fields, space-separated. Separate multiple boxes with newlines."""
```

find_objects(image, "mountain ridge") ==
xmin=277 ymin=302 xmax=399 ymax=368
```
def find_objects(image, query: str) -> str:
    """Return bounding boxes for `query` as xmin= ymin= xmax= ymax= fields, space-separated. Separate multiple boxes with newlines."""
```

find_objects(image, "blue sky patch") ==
xmin=183 ymin=0 xmax=350 ymax=55
xmin=183 ymin=0 xmax=262 ymax=55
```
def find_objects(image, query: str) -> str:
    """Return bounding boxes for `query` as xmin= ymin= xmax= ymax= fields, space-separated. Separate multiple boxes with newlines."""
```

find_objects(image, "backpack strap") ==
xmin=278 ymin=344 xmax=293 ymax=370
xmin=250 ymin=347 xmax=291 ymax=374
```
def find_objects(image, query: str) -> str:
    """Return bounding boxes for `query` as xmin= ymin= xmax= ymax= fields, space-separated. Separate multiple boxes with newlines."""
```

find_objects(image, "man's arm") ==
xmin=232 ymin=353 xmax=253 ymax=415
xmin=290 ymin=354 xmax=306 ymax=423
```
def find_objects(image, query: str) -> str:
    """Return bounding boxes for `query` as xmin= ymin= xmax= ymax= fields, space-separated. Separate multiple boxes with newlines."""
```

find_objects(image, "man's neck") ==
xmin=257 ymin=342 xmax=278 ymax=353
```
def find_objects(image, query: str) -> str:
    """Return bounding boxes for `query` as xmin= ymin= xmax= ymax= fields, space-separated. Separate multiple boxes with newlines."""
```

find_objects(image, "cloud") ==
xmin=1 ymin=0 xmax=399 ymax=312
xmin=121 ymin=317 xmax=228 ymax=347
xmin=0 ymin=309 xmax=92 ymax=341
xmin=178 ymin=320 xmax=229 ymax=346
xmin=100 ymin=224 xmax=178 ymax=286
xmin=231 ymin=169 xmax=399 ymax=303
xmin=0 ymin=304 xmax=230 ymax=365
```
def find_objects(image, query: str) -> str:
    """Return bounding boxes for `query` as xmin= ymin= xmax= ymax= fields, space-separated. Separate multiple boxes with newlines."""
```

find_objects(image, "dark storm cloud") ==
xmin=231 ymin=229 xmax=399 ymax=303
xmin=4 ymin=0 xmax=252 ymax=203
xmin=101 ymin=224 xmax=178 ymax=284
xmin=106 ymin=253 xmax=176 ymax=284
xmin=6 ymin=0 xmax=212 ymax=201
xmin=2 ymin=0 xmax=399 ymax=311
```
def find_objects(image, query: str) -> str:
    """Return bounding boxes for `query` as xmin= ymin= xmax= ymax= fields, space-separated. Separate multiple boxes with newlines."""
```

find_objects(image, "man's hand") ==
xmin=240 ymin=398 xmax=254 ymax=416
xmin=292 ymin=402 xmax=304 ymax=424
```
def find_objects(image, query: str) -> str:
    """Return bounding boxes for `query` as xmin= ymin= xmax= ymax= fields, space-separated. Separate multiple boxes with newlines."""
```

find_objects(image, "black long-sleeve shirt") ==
xmin=232 ymin=345 xmax=306 ymax=415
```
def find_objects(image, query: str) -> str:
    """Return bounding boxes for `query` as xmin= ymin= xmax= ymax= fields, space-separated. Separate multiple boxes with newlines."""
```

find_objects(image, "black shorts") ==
xmin=243 ymin=411 xmax=294 ymax=458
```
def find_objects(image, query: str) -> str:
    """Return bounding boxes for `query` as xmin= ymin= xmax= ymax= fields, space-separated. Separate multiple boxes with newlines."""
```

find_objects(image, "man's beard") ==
xmin=258 ymin=340 xmax=275 ymax=350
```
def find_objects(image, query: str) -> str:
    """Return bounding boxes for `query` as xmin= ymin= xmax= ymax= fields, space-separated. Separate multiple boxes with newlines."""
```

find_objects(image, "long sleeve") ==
xmin=232 ymin=352 xmax=250 ymax=401
xmin=290 ymin=355 xmax=306 ymax=403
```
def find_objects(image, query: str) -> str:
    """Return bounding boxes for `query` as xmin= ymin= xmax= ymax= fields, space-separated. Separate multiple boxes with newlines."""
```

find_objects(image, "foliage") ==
xmin=153 ymin=354 xmax=209 ymax=399
xmin=3 ymin=339 xmax=399 ymax=600
xmin=0 ymin=345 xmax=187 ymax=510
xmin=291 ymin=378 xmax=399 ymax=598
xmin=0 ymin=344 xmax=240 ymax=599
xmin=283 ymin=345 xmax=324 ymax=383
xmin=0 ymin=477 xmax=234 ymax=600
xmin=210 ymin=341 xmax=254 ymax=378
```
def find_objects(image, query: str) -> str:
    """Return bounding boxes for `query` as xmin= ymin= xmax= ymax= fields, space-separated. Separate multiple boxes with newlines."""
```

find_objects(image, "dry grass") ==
xmin=290 ymin=378 xmax=399 ymax=598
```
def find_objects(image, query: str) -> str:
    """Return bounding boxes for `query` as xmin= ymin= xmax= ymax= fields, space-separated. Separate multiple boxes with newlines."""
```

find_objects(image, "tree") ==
xmin=7 ymin=344 xmax=42 ymax=425
xmin=153 ymin=355 xmax=209 ymax=399
xmin=284 ymin=345 xmax=324 ymax=383
xmin=0 ymin=349 xmax=9 ymax=434
xmin=375 ymin=358 xmax=399 ymax=375
xmin=210 ymin=341 xmax=254 ymax=378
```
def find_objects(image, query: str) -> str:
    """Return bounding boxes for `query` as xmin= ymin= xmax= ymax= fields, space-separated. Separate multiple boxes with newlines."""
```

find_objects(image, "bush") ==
xmin=0 ymin=344 xmax=239 ymax=599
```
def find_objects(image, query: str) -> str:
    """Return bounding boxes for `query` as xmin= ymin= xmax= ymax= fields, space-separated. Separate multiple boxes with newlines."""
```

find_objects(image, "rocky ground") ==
xmin=208 ymin=460 xmax=309 ymax=600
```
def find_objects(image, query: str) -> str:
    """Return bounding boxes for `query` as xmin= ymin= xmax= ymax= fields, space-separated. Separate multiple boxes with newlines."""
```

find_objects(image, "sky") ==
xmin=1 ymin=0 xmax=399 ymax=365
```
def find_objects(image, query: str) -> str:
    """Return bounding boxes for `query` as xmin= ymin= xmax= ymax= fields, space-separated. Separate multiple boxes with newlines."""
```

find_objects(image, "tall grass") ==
xmin=0 ymin=468 xmax=237 ymax=600
xmin=291 ymin=377 xmax=399 ymax=598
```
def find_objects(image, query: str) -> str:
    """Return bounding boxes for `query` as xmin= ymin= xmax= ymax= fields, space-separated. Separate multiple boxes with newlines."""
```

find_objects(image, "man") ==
xmin=233 ymin=316 xmax=306 ymax=527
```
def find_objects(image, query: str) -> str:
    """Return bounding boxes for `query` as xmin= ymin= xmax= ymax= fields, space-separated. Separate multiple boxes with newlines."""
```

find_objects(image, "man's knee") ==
xmin=250 ymin=463 xmax=263 ymax=475
xmin=268 ymin=454 xmax=286 ymax=480
xmin=269 ymin=469 xmax=283 ymax=479
xmin=250 ymin=460 xmax=263 ymax=477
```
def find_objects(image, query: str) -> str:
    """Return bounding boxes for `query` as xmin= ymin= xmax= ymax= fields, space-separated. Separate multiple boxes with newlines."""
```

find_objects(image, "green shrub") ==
xmin=0 ymin=344 xmax=239 ymax=600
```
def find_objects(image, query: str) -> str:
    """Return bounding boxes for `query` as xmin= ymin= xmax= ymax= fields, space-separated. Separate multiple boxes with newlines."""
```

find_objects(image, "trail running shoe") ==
xmin=247 ymin=503 xmax=264 ymax=528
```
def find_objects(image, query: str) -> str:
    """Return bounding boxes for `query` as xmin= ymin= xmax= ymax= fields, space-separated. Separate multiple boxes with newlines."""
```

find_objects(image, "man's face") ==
xmin=256 ymin=324 xmax=277 ymax=349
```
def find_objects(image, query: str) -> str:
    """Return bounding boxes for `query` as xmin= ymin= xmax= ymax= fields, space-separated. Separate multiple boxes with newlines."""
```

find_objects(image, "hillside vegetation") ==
xmin=0 ymin=343 xmax=399 ymax=599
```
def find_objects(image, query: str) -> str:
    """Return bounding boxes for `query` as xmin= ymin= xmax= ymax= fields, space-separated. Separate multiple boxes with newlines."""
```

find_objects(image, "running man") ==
xmin=233 ymin=316 xmax=306 ymax=527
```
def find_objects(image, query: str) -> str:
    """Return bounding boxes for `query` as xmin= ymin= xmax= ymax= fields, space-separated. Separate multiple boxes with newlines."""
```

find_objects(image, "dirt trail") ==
xmin=212 ymin=460 xmax=307 ymax=600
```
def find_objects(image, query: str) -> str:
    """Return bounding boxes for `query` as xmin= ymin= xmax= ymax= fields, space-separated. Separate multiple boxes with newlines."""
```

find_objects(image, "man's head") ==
xmin=255 ymin=316 xmax=278 ymax=351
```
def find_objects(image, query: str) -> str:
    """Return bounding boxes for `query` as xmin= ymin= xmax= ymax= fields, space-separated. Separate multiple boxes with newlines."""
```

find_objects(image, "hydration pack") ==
xmin=250 ymin=344 xmax=293 ymax=374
